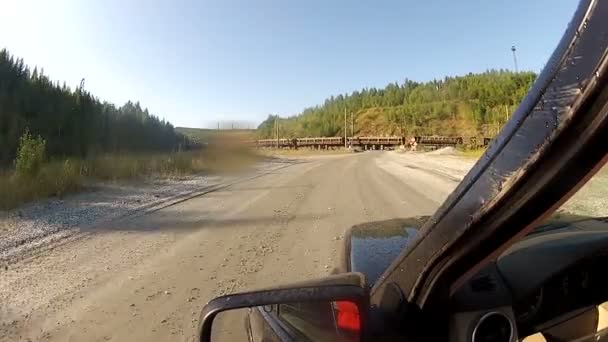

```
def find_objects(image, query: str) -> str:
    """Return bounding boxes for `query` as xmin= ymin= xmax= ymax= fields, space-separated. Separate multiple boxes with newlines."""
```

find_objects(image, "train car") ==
xmin=347 ymin=137 xmax=361 ymax=146
xmin=380 ymin=136 xmax=404 ymax=146
xmin=258 ymin=135 xmax=471 ymax=149
xmin=256 ymin=139 xmax=274 ymax=148
xmin=256 ymin=138 xmax=295 ymax=148
xmin=415 ymin=136 xmax=463 ymax=147
xmin=296 ymin=137 xmax=316 ymax=147
xmin=295 ymin=137 xmax=344 ymax=149
xmin=356 ymin=136 xmax=403 ymax=150
xmin=320 ymin=137 xmax=344 ymax=146
xmin=279 ymin=138 xmax=295 ymax=148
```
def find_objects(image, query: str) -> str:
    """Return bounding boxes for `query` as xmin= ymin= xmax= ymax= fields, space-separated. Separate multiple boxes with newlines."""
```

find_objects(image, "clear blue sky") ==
xmin=0 ymin=0 xmax=577 ymax=128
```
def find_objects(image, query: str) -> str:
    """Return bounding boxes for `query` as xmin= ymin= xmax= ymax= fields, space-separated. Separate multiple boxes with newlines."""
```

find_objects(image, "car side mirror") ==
xmin=198 ymin=272 xmax=370 ymax=342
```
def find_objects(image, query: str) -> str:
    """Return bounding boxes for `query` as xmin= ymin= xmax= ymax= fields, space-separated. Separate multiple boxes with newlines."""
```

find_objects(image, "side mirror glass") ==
xmin=198 ymin=272 xmax=369 ymax=342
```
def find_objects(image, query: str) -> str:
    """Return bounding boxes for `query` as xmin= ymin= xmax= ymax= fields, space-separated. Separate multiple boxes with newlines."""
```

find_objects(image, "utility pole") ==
xmin=351 ymin=112 xmax=354 ymax=139
xmin=275 ymin=117 xmax=279 ymax=149
xmin=344 ymin=108 xmax=347 ymax=148
xmin=511 ymin=45 xmax=519 ymax=73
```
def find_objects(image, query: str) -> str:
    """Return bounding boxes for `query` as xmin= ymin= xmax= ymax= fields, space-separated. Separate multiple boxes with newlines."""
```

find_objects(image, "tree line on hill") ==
xmin=0 ymin=49 xmax=188 ymax=167
xmin=257 ymin=70 xmax=537 ymax=139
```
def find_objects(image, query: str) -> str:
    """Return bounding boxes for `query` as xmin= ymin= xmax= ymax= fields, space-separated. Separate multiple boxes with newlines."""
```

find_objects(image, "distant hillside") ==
xmin=257 ymin=70 xmax=536 ymax=139
xmin=176 ymin=127 xmax=255 ymax=145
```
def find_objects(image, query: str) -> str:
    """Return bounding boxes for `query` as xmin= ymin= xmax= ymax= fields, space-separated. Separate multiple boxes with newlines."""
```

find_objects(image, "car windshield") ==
xmin=0 ymin=1 xmax=593 ymax=341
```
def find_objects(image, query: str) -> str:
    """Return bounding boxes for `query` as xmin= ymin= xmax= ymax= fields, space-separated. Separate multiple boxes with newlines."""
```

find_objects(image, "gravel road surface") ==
xmin=0 ymin=151 xmax=470 ymax=341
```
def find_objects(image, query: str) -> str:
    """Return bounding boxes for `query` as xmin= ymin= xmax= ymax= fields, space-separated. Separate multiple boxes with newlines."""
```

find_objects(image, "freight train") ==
xmin=255 ymin=136 xmax=490 ymax=150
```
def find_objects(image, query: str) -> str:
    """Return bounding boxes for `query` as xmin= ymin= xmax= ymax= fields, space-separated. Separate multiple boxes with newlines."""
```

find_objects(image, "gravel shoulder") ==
xmin=0 ymin=159 xmax=294 ymax=264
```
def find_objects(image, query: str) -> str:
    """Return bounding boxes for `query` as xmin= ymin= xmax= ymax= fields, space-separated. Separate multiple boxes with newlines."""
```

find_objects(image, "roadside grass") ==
xmin=0 ymin=147 xmax=260 ymax=211
xmin=0 ymin=161 xmax=84 ymax=212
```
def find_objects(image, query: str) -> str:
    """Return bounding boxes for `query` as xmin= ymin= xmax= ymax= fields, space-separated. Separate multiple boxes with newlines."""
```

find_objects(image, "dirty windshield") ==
xmin=0 ymin=1 xmax=581 ymax=341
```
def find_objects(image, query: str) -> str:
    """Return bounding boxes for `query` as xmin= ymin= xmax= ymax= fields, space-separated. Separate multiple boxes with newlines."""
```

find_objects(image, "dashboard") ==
xmin=449 ymin=218 xmax=608 ymax=342
xmin=514 ymin=256 xmax=608 ymax=336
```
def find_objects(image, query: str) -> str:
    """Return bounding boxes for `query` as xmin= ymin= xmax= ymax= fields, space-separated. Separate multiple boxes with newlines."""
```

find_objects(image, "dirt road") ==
xmin=0 ymin=151 xmax=469 ymax=341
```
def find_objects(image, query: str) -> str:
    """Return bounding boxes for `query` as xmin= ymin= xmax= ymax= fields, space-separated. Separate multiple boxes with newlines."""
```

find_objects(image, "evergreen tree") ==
xmin=258 ymin=70 xmax=537 ymax=139
xmin=0 ymin=49 xmax=190 ymax=166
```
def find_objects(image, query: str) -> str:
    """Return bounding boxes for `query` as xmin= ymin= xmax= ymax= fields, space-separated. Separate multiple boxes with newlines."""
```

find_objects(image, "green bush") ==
xmin=15 ymin=129 xmax=46 ymax=178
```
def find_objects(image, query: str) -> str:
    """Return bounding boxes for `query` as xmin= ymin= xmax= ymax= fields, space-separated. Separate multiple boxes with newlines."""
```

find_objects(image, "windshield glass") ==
xmin=0 ymin=1 xmax=584 ymax=341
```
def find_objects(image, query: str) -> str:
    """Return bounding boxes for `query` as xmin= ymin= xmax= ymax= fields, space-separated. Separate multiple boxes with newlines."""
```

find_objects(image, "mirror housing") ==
xmin=198 ymin=272 xmax=370 ymax=342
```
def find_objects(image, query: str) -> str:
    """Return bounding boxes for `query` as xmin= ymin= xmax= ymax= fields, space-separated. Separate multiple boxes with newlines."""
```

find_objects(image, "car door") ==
xmin=370 ymin=0 xmax=608 ymax=339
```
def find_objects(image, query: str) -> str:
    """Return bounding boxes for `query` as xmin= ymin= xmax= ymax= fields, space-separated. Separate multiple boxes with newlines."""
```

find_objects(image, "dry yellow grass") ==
xmin=0 ymin=147 xmax=260 ymax=211
xmin=0 ymin=159 xmax=83 ymax=211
